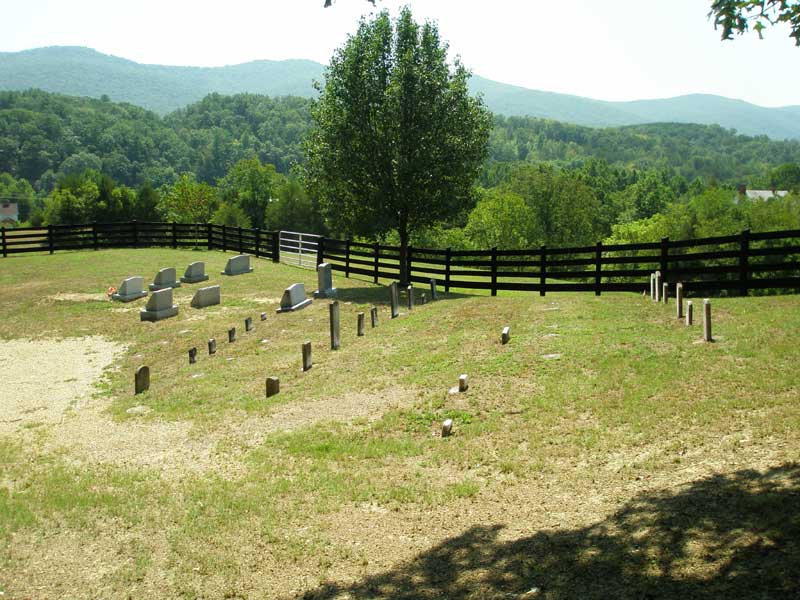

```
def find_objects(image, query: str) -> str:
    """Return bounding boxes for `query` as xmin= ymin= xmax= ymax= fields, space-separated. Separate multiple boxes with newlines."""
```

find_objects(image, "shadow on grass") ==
xmin=331 ymin=281 xmax=473 ymax=307
xmin=301 ymin=463 xmax=800 ymax=599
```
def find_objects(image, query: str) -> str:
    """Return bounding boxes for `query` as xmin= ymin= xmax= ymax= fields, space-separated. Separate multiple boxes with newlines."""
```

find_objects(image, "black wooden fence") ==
xmin=2 ymin=221 xmax=799 ymax=296
xmin=0 ymin=221 xmax=280 ymax=262
xmin=317 ymin=230 xmax=800 ymax=296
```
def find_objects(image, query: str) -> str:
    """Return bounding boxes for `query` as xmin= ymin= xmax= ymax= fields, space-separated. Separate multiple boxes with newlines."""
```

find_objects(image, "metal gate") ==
xmin=278 ymin=230 xmax=320 ymax=269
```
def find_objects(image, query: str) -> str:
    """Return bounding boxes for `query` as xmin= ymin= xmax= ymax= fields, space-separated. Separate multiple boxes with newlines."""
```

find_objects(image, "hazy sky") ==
xmin=2 ymin=0 xmax=799 ymax=107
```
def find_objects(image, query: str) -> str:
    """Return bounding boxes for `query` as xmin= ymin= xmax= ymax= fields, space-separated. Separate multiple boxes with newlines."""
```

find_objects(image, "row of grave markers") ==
xmin=132 ymin=261 xmax=507 ymax=438
xmin=648 ymin=270 xmax=713 ymax=342
xmin=113 ymin=255 xmax=255 ymax=322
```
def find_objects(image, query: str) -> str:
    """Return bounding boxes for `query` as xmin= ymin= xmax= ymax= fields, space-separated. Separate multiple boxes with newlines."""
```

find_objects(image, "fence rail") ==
xmin=2 ymin=222 xmax=799 ymax=295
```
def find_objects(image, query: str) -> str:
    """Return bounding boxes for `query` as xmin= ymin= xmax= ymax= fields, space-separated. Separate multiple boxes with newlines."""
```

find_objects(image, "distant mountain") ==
xmin=0 ymin=46 xmax=323 ymax=114
xmin=1 ymin=46 xmax=799 ymax=140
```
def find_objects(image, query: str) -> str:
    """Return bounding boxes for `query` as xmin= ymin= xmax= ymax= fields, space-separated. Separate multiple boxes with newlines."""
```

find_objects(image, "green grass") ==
xmin=1 ymin=248 xmax=799 ymax=598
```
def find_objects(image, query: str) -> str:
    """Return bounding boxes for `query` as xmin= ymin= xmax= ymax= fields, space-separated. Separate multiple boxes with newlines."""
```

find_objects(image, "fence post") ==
xmin=221 ymin=225 xmax=227 ymax=253
xmin=540 ymin=245 xmax=547 ymax=297
xmin=373 ymin=241 xmax=379 ymax=284
xmin=345 ymin=239 xmax=351 ymax=278
xmin=172 ymin=221 xmax=177 ymax=249
xmin=1 ymin=227 xmax=6 ymax=258
xmin=406 ymin=245 xmax=413 ymax=286
xmin=132 ymin=220 xmax=138 ymax=249
xmin=48 ymin=224 xmax=54 ymax=254
xmin=595 ymin=241 xmax=603 ymax=296
xmin=92 ymin=222 xmax=99 ymax=251
xmin=316 ymin=236 xmax=325 ymax=267
xmin=206 ymin=223 xmax=213 ymax=251
xmin=254 ymin=228 xmax=261 ymax=258
xmin=491 ymin=246 xmax=498 ymax=297
xmin=238 ymin=226 xmax=243 ymax=253
xmin=660 ymin=237 xmax=669 ymax=283
xmin=271 ymin=231 xmax=280 ymax=262
xmin=739 ymin=229 xmax=750 ymax=297
xmin=445 ymin=247 xmax=452 ymax=293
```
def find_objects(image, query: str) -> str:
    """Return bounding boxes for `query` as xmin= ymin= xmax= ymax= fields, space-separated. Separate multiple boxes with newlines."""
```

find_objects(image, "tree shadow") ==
xmin=331 ymin=285 xmax=472 ymax=306
xmin=300 ymin=463 xmax=800 ymax=599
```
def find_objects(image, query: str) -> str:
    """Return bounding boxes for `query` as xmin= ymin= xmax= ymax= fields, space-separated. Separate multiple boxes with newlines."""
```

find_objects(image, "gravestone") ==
xmin=260 ymin=312 xmax=267 ymax=321
xmin=302 ymin=341 xmax=312 ymax=371
xmin=650 ymin=273 xmax=655 ymax=300
xmin=501 ymin=326 xmax=511 ymax=345
xmin=430 ymin=278 xmax=438 ymax=301
xmin=654 ymin=271 xmax=662 ymax=302
xmin=390 ymin=282 xmax=399 ymax=318
xmin=190 ymin=285 xmax=220 ymax=308
xmin=134 ymin=365 xmax=150 ymax=394
xmin=329 ymin=301 xmax=341 ymax=350
xmin=441 ymin=419 xmax=453 ymax=438
xmin=228 ymin=327 xmax=236 ymax=343
xmin=450 ymin=374 xmax=469 ymax=394
xmin=703 ymin=299 xmax=713 ymax=342
xmin=676 ymin=283 xmax=684 ymax=319
xmin=407 ymin=285 xmax=414 ymax=310
xmin=266 ymin=376 xmax=280 ymax=398
xmin=370 ymin=307 xmax=378 ymax=328
xmin=357 ymin=312 xmax=365 ymax=337
xmin=181 ymin=261 xmax=209 ymax=284
xmin=245 ymin=317 xmax=253 ymax=332
xmin=686 ymin=301 xmax=693 ymax=326
xmin=276 ymin=283 xmax=312 ymax=313
xmin=188 ymin=347 xmax=197 ymax=364
xmin=221 ymin=254 xmax=253 ymax=276
xmin=662 ymin=282 xmax=669 ymax=304
xmin=313 ymin=263 xmax=337 ymax=298
xmin=208 ymin=338 xmax=216 ymax=355
xmin=139 ymin=288 xmax=178 ymax=321
xmin=149 ymin=267 xmax=181 ymax=291
xmin=420 ymin=293 xmax=427 ymax=305
xmin=112 ymin=276 xmax=148 ymax=302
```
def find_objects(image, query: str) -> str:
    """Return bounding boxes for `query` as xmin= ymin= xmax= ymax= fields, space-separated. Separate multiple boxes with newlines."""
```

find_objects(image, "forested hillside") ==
xmin=3 ymin=89 xmax=800 ymax=193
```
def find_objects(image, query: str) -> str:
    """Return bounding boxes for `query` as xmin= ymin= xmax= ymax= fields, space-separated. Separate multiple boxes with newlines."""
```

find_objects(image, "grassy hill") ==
xmin=1 ymin=247 xmax=798 ymax=597
xmin=2 ymin=46 xmax=799 ymax=140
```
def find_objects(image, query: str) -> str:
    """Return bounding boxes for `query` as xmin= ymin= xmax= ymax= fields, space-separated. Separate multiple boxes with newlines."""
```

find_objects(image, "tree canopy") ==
xmin=709 ymin=0 xmax=800 ymax=45
xmin=305 ymin=7 xmax=491 ymax=280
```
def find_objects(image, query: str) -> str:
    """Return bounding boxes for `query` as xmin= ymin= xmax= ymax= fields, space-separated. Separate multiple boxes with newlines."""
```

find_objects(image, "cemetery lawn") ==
xmin=1 ymin=248 xmax=798 ymax=599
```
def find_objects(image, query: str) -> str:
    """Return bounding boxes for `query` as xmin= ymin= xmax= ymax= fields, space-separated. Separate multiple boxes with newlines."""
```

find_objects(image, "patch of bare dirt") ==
xmin=0 ymin=337 xmax=125 ymax=434
xmin=49 ymin=292 xmax=108 ymax=302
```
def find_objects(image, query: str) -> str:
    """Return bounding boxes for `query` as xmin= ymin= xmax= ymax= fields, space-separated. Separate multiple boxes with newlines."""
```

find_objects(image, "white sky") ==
xmin=2 ymin=0 xmax=799 ymax=107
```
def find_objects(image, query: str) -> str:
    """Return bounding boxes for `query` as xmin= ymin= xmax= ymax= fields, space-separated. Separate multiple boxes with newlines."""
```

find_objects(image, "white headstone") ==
xmin=191 ymin=285 xmax=221 ymax=308
xmin=221 ymin=254 xmax=253 ymax=276
xmin=140 ymin=288 xmax=178 ymax=321
xmin=181 ymin=261 xmax=209 ymax=284
xmin=314 ymin=263 xmax=337 ymax=298
xmin=149 ymin=267 xmax=181 ymax=291
xmin=276 ymin=283 xmax=312 ymax=313
xmin=112 ymin=276 xmax=148 ymax=302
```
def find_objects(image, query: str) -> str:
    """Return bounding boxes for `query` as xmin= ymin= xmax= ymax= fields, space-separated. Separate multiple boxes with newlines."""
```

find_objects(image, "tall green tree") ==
xmin=305 ymin=7 xmax=491 ymax=281
xmin=217 ymin=158 xmax=279 ymax=229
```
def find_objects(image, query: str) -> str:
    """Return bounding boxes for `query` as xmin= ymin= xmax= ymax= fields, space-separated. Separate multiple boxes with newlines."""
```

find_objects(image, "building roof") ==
xmin=744 ymin=190 xmax=789 ymax=200
xmin=0 ymin=203 xmax=19 ymax=218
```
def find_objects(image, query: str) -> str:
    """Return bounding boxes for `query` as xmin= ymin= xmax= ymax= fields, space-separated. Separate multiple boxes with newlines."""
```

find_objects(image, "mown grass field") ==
xmin=0 ymin=248 xmax=798 ymax=599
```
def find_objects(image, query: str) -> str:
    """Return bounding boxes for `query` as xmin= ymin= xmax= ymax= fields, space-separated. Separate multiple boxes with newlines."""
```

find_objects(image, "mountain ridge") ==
xmin=1 ymin=46 xmax=798 ymax=140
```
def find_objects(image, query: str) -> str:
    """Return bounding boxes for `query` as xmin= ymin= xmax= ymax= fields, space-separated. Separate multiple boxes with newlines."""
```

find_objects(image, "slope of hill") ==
xmin=0 ymin=46 xmax=323 ymax=114
xmin=2 ymin=46 xmax=799 ymax=140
